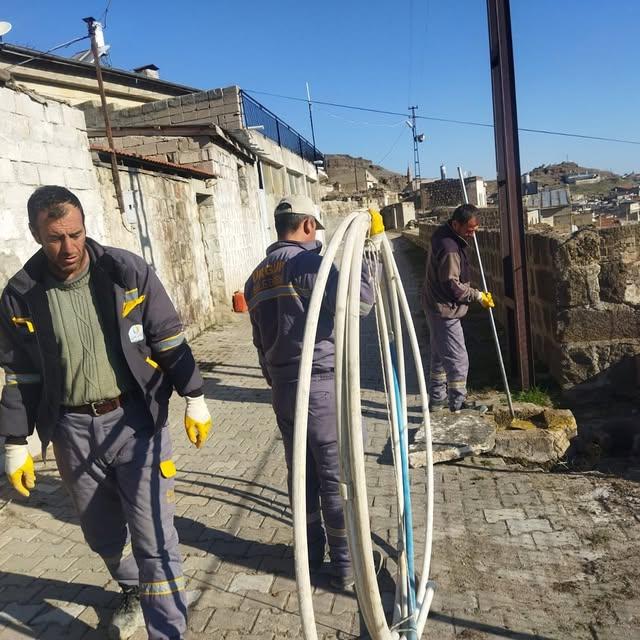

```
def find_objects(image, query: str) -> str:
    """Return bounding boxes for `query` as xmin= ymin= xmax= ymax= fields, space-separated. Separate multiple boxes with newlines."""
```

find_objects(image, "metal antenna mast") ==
xmin=409 ymin=105 xmax=421 ymax=189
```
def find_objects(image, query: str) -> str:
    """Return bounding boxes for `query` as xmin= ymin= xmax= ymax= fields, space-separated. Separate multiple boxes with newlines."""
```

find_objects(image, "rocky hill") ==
xmin=486 ymin=162 xmax=639 ymax=198
xmin=324 ymin=154 xmax=407 ymax=192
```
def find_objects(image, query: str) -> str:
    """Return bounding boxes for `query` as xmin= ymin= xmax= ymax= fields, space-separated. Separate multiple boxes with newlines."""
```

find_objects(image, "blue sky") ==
xmin=3 ymin=1 xmax=639 ymax=178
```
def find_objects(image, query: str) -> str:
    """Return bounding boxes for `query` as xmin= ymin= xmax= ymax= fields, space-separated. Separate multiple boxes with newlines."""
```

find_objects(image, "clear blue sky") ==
xmin=3 ymin=0 xmax=639 ymax=178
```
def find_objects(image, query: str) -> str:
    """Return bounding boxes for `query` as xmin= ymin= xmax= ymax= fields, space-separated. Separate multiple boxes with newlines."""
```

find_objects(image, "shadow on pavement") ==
xmin=430 ymin=610 xmax=557 ymax=640
xmin=0 ymin=571 xmax=115 ymax=636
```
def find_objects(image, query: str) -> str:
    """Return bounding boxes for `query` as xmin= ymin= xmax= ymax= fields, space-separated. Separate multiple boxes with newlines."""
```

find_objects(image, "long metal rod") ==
xmin=85 ymin=17 xmax=125 ymax=216
xmin=458 ymin=167 xmax=514 ymax=417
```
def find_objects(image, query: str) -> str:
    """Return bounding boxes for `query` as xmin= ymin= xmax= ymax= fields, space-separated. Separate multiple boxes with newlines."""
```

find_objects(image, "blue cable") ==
xmin=390 ymin=342 xmax=417 ymax=639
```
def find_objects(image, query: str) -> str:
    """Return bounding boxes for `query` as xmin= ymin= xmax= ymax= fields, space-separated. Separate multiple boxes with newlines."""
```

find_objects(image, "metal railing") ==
xmin=240 ymin=90 xmax=323 ymax=165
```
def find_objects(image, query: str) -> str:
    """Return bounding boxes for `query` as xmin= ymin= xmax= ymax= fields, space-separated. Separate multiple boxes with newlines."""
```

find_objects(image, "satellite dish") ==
xmin=0 ymin=21 xmax=12 ymax=37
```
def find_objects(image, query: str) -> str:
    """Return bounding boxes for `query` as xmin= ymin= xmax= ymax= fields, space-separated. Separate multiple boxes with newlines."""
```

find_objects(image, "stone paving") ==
xmin=0 ymin=237 xmax=639 ymax=639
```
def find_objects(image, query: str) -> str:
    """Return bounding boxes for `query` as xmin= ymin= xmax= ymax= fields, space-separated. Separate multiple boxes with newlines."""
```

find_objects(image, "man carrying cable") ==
xmin=0 ymin=186 xmax=212 ymax=640
xmin=245 ymin=196 xmax=382 ymax=590
xmin=421 ymin=203 xmax=495 ymax=413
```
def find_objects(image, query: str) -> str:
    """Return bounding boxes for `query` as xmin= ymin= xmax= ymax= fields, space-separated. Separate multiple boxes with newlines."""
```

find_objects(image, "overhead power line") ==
xmin=243 ymin=88 xmax=640 ymax=146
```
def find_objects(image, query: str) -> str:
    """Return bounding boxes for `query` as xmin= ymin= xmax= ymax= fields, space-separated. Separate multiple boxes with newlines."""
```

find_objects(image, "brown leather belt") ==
xmin=64 ymin=395 xmax=125 ymax=417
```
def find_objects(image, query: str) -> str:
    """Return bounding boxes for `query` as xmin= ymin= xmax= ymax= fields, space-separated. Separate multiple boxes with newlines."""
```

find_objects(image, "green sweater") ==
xmin=45 ymin=266 xmax=135 ymax=406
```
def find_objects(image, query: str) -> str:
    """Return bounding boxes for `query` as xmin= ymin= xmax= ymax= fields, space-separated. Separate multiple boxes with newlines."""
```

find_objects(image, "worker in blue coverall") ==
xmin=245 ymin=195 xmax=382 ymax=590
xmin=0 ymin=186 xmax=213 ymax=640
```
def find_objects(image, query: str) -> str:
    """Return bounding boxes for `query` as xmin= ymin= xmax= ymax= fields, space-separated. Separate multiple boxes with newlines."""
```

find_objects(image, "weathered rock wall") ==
xmin=416 ymin=222 xmax=640 ymax=390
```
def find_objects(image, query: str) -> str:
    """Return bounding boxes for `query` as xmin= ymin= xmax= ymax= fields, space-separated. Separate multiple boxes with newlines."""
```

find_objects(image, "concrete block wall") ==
xmin=81 ymin=86 xmax=243 ymax=131
xmin=0 ymin=86 xmax=104 ymax=287
xmin=417 ymin=221 xmax=640 ymax=390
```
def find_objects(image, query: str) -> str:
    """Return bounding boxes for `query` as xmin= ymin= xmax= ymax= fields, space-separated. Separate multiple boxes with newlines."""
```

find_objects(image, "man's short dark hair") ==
xmin=275 ymin=213 xmax=310 ymax=238
xmin=27 ymin=185 xmax=85 ymax=227
xmin=451 ymin=203 xmax=479 ymax=224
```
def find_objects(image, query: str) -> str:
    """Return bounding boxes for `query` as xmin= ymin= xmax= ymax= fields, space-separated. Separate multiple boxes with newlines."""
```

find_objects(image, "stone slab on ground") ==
xmin=409 ymin=410 xmax=496 ymax=467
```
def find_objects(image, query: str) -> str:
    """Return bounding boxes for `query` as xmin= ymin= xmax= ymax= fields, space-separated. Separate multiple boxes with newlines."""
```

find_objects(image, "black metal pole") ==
xmin=84 ymin=16 xmax=125 ymax=216
xmin=486 ymin=0 xmax=534 ymax=390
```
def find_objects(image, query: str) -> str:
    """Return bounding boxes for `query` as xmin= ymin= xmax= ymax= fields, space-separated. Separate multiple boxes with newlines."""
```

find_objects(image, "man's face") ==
xmin=452 ymin=216 xmax=480 ymax=239
xmin=30 ymin=204 xmax=88 ymax=280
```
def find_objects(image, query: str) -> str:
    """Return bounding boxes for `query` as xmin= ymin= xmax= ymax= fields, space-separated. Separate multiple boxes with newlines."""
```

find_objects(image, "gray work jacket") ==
xmin=0 ymin=238 xmax=203 ymax=449
xmin=244 ymin=240 xmax=375 ymax=384
xmin=421 ymin=223 xmax=480 ymax=319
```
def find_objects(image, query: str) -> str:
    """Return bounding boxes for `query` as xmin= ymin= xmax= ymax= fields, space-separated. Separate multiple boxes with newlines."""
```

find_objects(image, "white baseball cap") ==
xmin=274 ymin=195 xmax=324 ymax=230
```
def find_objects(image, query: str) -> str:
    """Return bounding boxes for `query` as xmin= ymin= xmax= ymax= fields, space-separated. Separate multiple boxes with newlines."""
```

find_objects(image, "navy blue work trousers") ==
xmin=270 ymin=374 xmax=351 ymax=576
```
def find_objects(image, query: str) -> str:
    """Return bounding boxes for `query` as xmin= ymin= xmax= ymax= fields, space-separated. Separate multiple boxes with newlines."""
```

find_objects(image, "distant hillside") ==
xmin=325 ymin=154 xmax=407 ymax=192
xmin=486 ymin=162 xmax=640 ymax=198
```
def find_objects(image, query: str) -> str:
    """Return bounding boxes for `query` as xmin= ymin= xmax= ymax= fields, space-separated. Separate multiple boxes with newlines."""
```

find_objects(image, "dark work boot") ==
xmin=451 ymin=401 xmax=488 ymax=414
xmin=108 ymin=584 xmax=144 ymax=640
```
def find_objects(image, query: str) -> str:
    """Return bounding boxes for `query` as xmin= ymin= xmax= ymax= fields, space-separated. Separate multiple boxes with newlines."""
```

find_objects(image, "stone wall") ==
xmin=416 ymin=221 xmax=640 ymax=391
xmin=94 ymin=163 xmax=230 ymax=335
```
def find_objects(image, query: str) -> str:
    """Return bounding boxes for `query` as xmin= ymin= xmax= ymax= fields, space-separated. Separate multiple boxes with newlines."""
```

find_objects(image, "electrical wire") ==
xmin=377 ymin=128 xmax=411 ymax=165
xmin=243 ymin=89 xmax=640 ymax=146
xmin=102 ymin=0 xmax=113 ymax=29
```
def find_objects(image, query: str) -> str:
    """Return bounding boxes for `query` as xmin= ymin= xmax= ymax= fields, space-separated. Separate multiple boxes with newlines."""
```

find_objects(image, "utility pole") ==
xmin=486 ymin=0 xmax=534 ymax=390
xmin=84 ymin=16 xmax=125 ymax=216
xmin=409 ymin=105 xmax=421 ymax=191
xmin=354 ymin=158 xmax=359 ymax=192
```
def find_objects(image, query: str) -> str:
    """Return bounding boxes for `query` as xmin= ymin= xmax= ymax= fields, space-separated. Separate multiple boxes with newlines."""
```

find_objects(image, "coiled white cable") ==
xmin=293 ymin=211 xmax=435 ymax=640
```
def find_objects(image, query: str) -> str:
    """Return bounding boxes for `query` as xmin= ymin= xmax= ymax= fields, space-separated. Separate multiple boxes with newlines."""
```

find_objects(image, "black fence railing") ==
xmin=240 ymin=90 xmax=323 ymax=165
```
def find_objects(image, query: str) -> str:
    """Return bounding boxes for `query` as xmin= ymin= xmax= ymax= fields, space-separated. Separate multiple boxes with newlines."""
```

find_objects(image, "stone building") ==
xmin=418 ymin=176 xmax=487 ymax=209
xmin=0 ymin=45 xmax=325 ymax=460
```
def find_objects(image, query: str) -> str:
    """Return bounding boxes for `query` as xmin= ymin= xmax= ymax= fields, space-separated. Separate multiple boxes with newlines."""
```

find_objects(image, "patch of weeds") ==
xmin=512 ymin=385 xmax=553 ymax=407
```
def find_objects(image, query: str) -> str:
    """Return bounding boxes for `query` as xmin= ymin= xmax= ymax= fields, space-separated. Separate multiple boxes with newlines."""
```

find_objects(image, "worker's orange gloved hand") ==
xmin=479 ymin=291 xmax=495 ymax=309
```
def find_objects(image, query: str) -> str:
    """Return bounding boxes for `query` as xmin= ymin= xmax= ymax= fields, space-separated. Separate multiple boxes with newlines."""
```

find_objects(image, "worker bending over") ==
xmin=0 ymin=186 xmax=212 ymax=640
xmin=245 ymin=196 xmax=381 ymax=590
xmin=421 ymin=203 xmax=495 ymax=413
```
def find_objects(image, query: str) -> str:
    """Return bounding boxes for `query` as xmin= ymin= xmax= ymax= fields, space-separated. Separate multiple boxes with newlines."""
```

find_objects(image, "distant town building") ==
xmin=563 ymin=172 xmax=601 ymax=185
xmin=418 ymin=176 xmax=486 ymax=209
xmin=524 ymin=187 xmax=573 ymax=228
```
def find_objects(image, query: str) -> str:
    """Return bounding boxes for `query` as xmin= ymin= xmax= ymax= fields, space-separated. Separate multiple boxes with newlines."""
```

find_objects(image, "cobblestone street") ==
xmin=0 ymin=239 xmax=639 ymax=639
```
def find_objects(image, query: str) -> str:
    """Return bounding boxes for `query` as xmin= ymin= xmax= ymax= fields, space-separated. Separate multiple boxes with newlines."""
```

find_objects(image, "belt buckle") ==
xmin=90 ymin=400 xmax=103 ymax=417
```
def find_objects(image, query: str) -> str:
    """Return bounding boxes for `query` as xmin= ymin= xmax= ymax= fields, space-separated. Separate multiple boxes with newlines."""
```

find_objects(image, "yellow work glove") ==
xmin=479 ymin=291 xmax=495 ymax=309
xmin=184 ymin=395 xmax=212 ymax=449
xmin=368 ymin=208 xmax=385 ymax=249
xmin=5 ymin=444 xmax=36 ymax=497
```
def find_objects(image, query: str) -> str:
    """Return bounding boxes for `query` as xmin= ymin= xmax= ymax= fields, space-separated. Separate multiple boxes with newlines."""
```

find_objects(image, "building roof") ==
xmin=525 ymin=188 xmax=570 ymax=210
xmin=90 ymin=145 xmax=216 ymax=179
xmin=0 ymin=43 xmax=199 ymax=95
